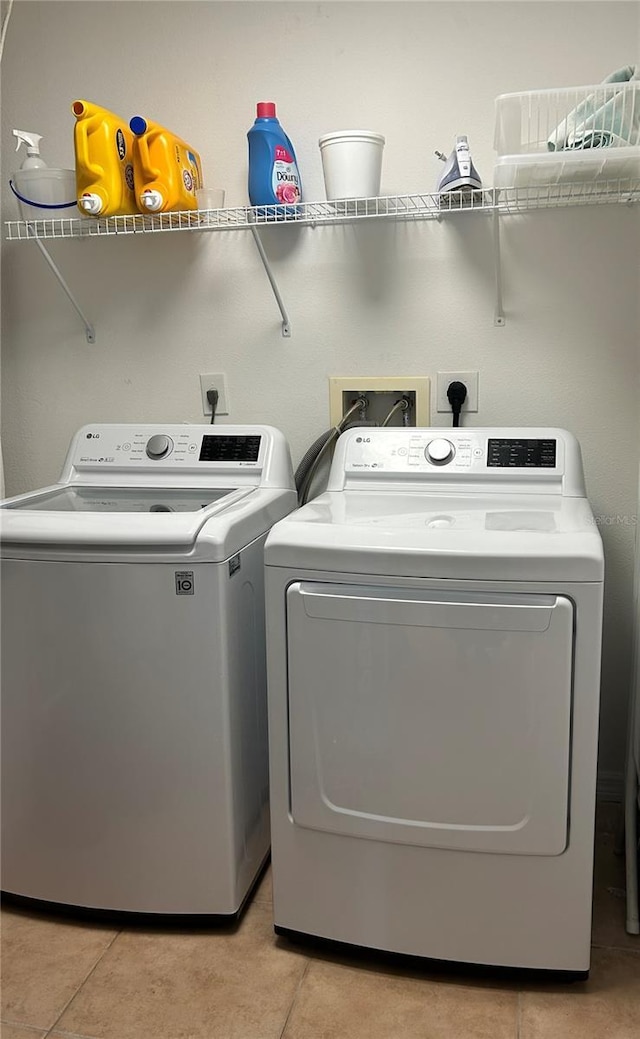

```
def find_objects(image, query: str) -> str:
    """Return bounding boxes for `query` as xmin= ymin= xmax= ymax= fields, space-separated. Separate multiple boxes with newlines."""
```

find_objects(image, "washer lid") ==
xmin=265 ymin=491 xmax=604 ymax=582
xmin=3 ymin=486 xmax=238 ymax=514
xmin=0 ymin=485 xmax=254 ymax=549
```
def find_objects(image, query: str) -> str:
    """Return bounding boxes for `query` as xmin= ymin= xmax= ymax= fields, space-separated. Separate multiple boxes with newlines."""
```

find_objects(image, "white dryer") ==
xmin=1 ymin=424 xmax=296 ymax=917
xmin=265 ymin=428 xmax=604 ymax=976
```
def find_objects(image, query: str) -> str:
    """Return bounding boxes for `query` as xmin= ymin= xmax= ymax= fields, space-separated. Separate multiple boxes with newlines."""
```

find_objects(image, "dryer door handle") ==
xmin=294 ymin=583 xmax=559 ymax=633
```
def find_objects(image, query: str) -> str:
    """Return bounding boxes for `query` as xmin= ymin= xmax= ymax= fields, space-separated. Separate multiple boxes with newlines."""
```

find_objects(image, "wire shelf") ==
xmin=494 ymin=178 xmax=640 ymax=212
xmin=3 ymin=191 xmax=491 ymax=242
xmin=5 ymin=183 xmax=638 ymax=241
xmin=5 ymin=181 xmax=637 ymax=341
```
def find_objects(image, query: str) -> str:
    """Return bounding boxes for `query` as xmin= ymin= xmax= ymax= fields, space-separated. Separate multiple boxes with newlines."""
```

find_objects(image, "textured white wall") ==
xmin=1 ymin=1 xmax=639 ymax=777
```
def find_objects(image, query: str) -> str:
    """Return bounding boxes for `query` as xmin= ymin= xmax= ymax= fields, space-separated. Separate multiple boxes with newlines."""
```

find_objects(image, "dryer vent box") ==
xmin=329 ymin=377 xmax=430 ymax=428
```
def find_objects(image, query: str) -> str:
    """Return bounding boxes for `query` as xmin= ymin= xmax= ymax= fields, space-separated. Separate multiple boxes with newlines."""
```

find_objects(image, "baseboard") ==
xmin=597 ymin=770 xmax=624 ymax=803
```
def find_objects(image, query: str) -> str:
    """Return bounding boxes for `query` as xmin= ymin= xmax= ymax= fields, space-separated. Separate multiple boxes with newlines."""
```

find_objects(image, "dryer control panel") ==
xmin=330 ymin=428 xmax=586 ymax=497
xmin=343 ymin=431 xmax=560 ymax=473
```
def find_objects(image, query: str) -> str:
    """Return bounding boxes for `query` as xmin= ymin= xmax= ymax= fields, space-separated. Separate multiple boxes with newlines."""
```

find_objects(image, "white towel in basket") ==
xmin=548 ymin=65 xmax=639 ymax=150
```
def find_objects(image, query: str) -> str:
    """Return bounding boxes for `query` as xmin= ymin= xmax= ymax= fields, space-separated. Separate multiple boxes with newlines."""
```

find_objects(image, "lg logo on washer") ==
xmin=175 ymin=571 xmax=195 ymax=595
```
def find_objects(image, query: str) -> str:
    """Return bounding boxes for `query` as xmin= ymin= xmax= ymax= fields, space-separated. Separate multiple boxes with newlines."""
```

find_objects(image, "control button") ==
xmin=473 ymin=447 xmax=484 ymax=458
xmin=425 ymin=438 xmax=455 ymax=465
xmin=122 ymin=442 xmax=131 ymax=452
xmin=145 ymin=434 xmax=174 ymax=460
xmin=397 ymin=447 xmax=408 ymax=457
xmin=188 ymin=443 xmax=198 ymax=453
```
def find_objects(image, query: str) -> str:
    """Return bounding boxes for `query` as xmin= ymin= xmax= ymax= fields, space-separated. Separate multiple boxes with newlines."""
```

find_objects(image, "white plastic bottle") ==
xmin=10 ymin=129 xmax=76 ymax=221
xmin=13 ymin=130 xmax=46 ymax=169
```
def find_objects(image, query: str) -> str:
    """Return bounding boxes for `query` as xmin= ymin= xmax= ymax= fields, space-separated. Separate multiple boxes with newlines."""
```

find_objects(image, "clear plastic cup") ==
xmin=196 ymin=187 xmax=225 ymax=210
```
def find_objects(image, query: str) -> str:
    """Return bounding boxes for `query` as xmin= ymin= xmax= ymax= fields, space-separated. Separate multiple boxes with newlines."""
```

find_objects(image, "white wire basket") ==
xmin=494 ymin=81 xmax=640 ymax=189
xmin=495 ymin=81 xmax=640 ymax=154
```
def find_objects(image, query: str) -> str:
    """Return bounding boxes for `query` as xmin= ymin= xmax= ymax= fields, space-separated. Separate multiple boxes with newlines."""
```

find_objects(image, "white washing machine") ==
xmin=265 ymin=427 xmax=604 ymax=976
xmin=1 ymin=424 xmax=296 ymax=917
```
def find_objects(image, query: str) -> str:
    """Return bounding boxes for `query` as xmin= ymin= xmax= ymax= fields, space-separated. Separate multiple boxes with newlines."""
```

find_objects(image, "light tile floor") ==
xmin=1 ymin=805 xmax=638 ymax=1039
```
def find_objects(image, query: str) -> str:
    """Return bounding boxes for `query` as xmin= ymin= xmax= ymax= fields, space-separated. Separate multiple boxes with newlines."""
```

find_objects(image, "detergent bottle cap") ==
xmin=130 ymin=116 xmax=148 ymax=136
xmin=13 ymin=129 xmax=47 ymax=169
xmin=79 ymin=193 xmax=103 ymax=215
xmin=140 ymin=189 xmax=163 ymax=212
xmin=256 ymin=102 xmax=276 ymax=119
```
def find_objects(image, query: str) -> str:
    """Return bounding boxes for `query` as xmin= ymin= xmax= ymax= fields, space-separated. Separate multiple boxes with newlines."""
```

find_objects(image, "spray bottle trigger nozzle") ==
xmin=13 ymin=129 xmax=43 ymax=156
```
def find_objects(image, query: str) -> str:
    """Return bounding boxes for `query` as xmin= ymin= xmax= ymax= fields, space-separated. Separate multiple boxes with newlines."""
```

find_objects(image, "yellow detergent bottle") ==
xmin=72 ymin=100 xmax=138 ymax=217
xmin=129 ymin=115 xmax=203 ymax=213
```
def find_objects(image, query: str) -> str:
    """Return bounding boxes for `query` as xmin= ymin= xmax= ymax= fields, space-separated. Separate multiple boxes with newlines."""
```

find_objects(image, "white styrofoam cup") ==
xmin=318 ymin=130 xmax=385 ymax=200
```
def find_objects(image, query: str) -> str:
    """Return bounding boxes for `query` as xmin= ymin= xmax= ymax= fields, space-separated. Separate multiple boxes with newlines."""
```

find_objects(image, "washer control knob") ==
xmin=425 ymin=438 xmax=455 ymax=465
xmin=146 ymin=434 xmax=174 ymax=460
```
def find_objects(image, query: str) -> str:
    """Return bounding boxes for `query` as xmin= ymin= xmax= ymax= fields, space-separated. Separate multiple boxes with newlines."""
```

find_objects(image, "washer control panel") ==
xmin=70 ymin=427 xmax=265 ymax=470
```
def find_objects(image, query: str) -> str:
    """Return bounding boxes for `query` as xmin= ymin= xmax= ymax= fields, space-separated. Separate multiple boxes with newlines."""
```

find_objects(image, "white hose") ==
xmin=381 ymin=398 xmax=409 ymax=427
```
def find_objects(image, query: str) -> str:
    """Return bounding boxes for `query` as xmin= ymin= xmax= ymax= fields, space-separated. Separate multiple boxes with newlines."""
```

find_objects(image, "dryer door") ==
xmin=286 ymin=582 xmax=574 ymax=855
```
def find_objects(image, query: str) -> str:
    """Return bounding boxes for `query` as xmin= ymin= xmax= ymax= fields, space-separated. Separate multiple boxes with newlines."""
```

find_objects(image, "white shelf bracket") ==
xmin=249 ymin=226 xmax=291 ymax=337
xmin=492 ymin=208 xmax=505 ymax=327
xmin=28 ymin=226 xmax=95 ymax=343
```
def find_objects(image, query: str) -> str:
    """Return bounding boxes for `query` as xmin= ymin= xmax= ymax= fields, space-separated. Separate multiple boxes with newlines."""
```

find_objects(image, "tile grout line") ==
xmin=277 ymin=957 xmax=311 ymax=1039
xmin=43 ymin=1030 xmax=101 ymax=1039
xmin=515 ymin=990 xmax=522 ymax=1039
xmin=0 ymin=1021 xmax=50 ymax=1035
xmin=42 ymin=929 xmax=122 ymax=1039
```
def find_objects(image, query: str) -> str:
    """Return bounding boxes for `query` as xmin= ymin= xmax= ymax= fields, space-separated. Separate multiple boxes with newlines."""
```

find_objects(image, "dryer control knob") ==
xmin=425 ymin=438 xmax=455 ymax=465
xmin=146 ymin=434 xmax=174 ymax=460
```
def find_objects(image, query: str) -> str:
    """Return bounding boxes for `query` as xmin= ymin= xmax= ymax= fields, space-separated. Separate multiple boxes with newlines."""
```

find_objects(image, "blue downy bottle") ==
xmin=248 ymin=102 xmax=302 ymax=214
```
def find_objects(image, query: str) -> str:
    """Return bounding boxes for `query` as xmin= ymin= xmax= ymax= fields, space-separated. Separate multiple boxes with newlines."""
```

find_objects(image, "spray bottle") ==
xmin=10 ymin=130 xmax=77 ymax=221
xmin=13 ymin=130 xmax=46 ymax=168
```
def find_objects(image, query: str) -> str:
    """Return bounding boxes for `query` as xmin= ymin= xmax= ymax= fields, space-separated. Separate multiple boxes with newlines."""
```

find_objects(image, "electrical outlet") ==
xmin=329 ymin=377 xmax=430 ymax=428
xmin=436 ymin=371 xmax=479 ymax=414
xmin=199 ymin=373 xmax=230 ymax=417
